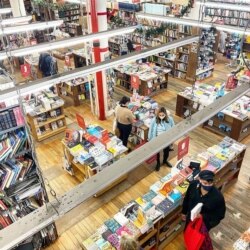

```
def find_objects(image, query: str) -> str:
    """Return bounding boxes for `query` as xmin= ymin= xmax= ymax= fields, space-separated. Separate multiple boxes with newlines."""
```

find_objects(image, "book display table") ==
xmin=81 ymin=137 xmax=246 ymax=249
xmin=175 ymin=82 xmax=250 ymax=141
xmin=62 ymin=124 xmax=128 ymax=195
xmin=114 ymin=62 xmax=170 ymax=96
xmin=233 ymin=227 xmax=250 ymax=250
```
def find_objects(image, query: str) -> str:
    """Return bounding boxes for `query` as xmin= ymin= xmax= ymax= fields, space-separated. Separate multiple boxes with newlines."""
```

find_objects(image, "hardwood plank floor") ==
xmin=32 ymin=62 xmax=250 ymax=250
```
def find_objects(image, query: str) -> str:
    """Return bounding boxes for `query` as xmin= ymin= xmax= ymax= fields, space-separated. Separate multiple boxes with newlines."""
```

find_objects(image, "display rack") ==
xmin=0 ymin=99 xmax=58 ymax=247
xmin=175 ymin=82 xmax=250 ymax=141
xmin=114 ymin=62 xmax=169 ymax=96
xmin=56 ymin=77 xmax=90 ymax=106
xmin=81 ymin=137 xmax=246 ymax=249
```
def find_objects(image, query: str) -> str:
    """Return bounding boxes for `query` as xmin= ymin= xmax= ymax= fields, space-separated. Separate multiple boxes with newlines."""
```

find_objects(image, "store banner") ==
xmin=177 ymin=136 xmax=190 ymax=160
xmin=131 ymin=75 xmax=140 ymax=90
xmin=76 ymin=113 xmax=86 ymax=130
xmin=20 ymin=63 xmax=31 ymax=78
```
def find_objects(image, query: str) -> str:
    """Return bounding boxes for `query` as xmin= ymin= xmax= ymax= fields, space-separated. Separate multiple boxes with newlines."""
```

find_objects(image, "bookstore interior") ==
xmin=0 ymin=0 xmax=250 ymax=249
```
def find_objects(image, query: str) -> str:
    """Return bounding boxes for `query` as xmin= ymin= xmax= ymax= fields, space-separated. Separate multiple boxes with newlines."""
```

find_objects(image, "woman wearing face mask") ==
xmin=181 ymin=170 xmax=226 ymax=232
xmin=148 ymin=107 xmax=175 ymax=171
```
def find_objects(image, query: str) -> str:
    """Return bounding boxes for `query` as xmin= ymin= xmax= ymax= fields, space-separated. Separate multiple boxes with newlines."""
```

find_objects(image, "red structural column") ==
xmin=89 ymin=0 xmax=107 ymax=120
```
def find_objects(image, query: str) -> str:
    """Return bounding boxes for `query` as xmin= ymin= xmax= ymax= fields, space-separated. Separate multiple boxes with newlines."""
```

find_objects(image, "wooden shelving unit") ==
xmin=56 ymin=80 xmax=89 ymax=106
xmin=176 ymin=93 xmax=250 ymax=141
xmin=26 ymin=105 xmax=66 ymax=141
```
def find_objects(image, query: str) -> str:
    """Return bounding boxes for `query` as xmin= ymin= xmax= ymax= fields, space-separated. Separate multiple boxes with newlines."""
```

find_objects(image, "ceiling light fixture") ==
xmin=196 ymin=1 xmax=250 ymax=12
xmin=0 ymin=20 xmax=63 ymax=35
xmin=0 ymin=16 xmax=32 ymax=26
xmin=11 ymin=26 xmax=137 ymax=57
xmin=0 ymin=8 xmax=12 ymax=14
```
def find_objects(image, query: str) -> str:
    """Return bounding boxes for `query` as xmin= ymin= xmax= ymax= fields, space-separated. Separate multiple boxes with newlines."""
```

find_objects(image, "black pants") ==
xmin=117 ymin=122 xmax=132 ymax=147
xmin=157 ymin=146 xmax=170 ymax=163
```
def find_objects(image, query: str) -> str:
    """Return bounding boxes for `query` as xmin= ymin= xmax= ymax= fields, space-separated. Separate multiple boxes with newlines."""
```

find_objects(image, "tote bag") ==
xmin=184 ymin=217 xmax=205 ymax=250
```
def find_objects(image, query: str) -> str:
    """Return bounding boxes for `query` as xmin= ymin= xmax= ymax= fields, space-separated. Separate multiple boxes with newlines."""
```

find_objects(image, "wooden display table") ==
xmin=176 ymin=93 xmax=250 ymax=142
xmin=62 ymin=140 xmax=128 ymax=197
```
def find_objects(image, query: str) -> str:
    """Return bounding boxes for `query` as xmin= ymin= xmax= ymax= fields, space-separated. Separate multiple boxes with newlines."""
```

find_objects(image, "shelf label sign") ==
xmin=177 ymin=136 xmax=190 ymax=160
xmin=131 ymin=75 xmax=140 ymax=90
xmin=132 ymin=0 xmax=140 ymax=3
xmin=76 ymin=113 xmax=86 ymax=130
xmin=20 ymin=63 xmax=31 ymax=78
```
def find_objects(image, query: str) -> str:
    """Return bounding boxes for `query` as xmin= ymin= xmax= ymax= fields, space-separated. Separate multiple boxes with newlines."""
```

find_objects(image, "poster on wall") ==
xmin=177 ymin=136 xmax=190 ymax=160
xmin=20 ymin=64 xmax=31 ymax=78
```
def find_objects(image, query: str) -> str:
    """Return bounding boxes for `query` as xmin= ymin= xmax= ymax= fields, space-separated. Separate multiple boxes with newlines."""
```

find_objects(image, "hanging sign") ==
xmin=131 ymin=75 xmax=140 ymax=90
xmin=76 ymin=113 xmax=86 ymax=130
xmin=20 ymin=63 xmax=31 ymax=78
xmin=177 ymin=136 xmax=190 ymax=160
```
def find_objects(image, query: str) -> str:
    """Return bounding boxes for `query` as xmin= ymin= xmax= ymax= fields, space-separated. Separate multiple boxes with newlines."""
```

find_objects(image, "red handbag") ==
xmin=184 ymin=217 xmax=205 ymax=250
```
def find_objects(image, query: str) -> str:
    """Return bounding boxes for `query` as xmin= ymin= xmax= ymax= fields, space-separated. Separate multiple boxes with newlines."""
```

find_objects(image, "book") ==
xmin=191 ymin=203 xmax=203 ymax=221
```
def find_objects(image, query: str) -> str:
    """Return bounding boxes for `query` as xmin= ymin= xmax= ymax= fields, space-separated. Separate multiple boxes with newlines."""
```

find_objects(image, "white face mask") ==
xmin=159 ymin=116 xmax=165 ymax=120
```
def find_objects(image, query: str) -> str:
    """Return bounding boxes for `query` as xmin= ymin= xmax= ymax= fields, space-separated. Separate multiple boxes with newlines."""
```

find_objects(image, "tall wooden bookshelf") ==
xmin=0 ymin=100 xmax=58 ymax=247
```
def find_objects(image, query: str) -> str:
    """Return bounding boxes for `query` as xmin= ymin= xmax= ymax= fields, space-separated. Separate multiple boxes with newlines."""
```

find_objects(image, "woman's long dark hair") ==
xmin=119 ymin=96 xmax=130 ymax=107
xmin=155 ymin=107 xmax=169 ymax=124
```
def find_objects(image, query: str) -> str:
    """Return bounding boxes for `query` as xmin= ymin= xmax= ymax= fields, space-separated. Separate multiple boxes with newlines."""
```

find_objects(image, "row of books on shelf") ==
xmin=205 ymin=8 xmax=250 ymax=18
xmin=82 ymin=136 xmax=245 ymax=249
xmin=0 ymin=175 xmax=43 ymax=229
xmin=0 ymin=153 xmax=34 ymax=191
xmin=0 ymin=106 xmax=25 ymax=132
xmin=36 ymin=119 xmax=65 ymax=135
xmin=34 ymin=108 xmax=62 ymax=126
xmin=0 ymin=128 xmax=29 ymax=162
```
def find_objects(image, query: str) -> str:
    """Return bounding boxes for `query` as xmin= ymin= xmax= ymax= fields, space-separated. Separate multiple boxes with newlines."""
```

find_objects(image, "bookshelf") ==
xmin=0 ymin=99 xmax=58 ymax=246
xmin=82 ymin=137 xmax=246 ymax=249
xmin=176 ymin=91 xmax=250 ymax=142
xmin=56 ymin=77 xmax=90 ymax=106
xmin=26 ymin=104 xmax=66 ymax=142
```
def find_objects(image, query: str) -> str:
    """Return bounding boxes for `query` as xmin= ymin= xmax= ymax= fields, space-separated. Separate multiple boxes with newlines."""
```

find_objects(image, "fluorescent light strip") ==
xmin=197 ymin=1 xmax=250 ymax=11
xmin=0 ymin=20 xmax=63 ymax=35
xmin=11 ymin=26 xmax=136 ymax=57
xmin=16 ymin=36 xmax=198 ymax=96
xmin=136 ymin=12 xmax=250 ymax=35
xmin=0 ymin=8 xmax=12 ymax=14
xmin=136 ymin=13 xmax=212 ymax=28
xmin=0 ymin=16 xmax=32 ymax=26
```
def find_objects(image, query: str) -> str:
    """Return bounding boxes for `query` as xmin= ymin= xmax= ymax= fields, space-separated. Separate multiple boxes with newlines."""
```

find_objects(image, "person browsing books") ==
xmin=148 ymin=107 xmax=175 ymax=171
xmin=115 ymin=96 xmax=135 ymax=147
xmin=181 ymin=170 xmax=226 ymax=232
xmin=119 ymin=234 xmax=140 ymax=250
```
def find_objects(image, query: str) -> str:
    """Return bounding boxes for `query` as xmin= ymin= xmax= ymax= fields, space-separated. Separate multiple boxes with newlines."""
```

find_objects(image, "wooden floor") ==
xmin=32 ymin=62 xmax=250 ymax=250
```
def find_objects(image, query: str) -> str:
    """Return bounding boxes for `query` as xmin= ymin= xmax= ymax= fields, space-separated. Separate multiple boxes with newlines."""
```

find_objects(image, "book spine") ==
xmin=13 ymin=107 xmax=24 ymax=126
xmin=9 ymin=109 xmax=17 ymax=127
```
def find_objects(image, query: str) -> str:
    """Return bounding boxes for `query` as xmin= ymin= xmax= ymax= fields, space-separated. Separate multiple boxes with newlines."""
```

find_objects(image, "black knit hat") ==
xmin=199 ymin=170 xmax=215 ymax=181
